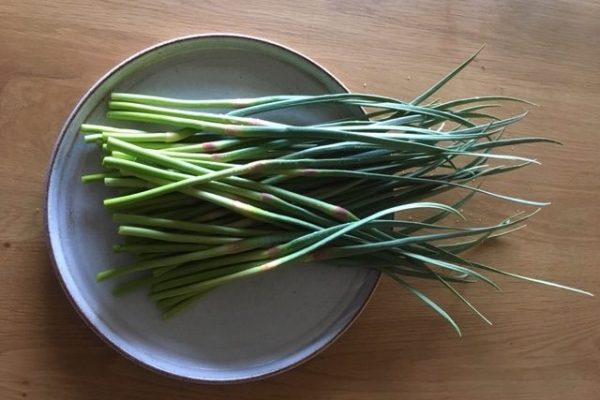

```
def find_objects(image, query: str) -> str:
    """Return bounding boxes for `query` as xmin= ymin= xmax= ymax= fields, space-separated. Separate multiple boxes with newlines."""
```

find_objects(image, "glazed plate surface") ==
xmin=46 ymin=34 xmax=379 ymax=382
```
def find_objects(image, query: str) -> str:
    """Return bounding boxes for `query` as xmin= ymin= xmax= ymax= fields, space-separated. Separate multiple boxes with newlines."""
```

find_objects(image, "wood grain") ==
xmin=1 ymin=0 xmax=599 ymax=399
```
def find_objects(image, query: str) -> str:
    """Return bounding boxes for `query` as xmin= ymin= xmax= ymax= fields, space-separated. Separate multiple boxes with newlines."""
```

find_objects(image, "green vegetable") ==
xmin=81 ymin=49 xmax=592 ymax=334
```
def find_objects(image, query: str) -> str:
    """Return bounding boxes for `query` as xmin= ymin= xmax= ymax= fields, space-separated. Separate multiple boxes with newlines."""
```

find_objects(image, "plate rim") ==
xmin=44 ymin=32 xmax=381 ymax=384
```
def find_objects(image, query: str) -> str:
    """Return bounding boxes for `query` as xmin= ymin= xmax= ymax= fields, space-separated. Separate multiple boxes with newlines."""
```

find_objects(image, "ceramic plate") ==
xmin=45 ymin=34 xmax=380 ymax=383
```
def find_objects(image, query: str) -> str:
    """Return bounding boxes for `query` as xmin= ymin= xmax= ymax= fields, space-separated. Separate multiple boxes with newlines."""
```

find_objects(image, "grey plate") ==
xmin=45 ymin=34 xmax=380 ymax=383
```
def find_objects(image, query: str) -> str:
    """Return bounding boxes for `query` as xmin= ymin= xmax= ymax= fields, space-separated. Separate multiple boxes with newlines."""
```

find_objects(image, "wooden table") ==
xmin=1 ymin=1 xmax=599 ymax=399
